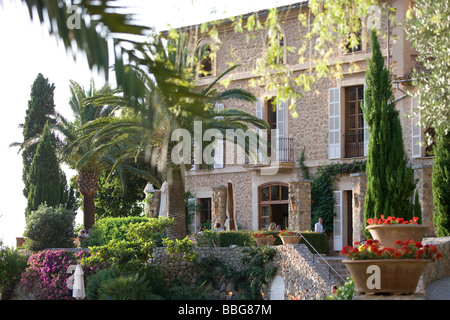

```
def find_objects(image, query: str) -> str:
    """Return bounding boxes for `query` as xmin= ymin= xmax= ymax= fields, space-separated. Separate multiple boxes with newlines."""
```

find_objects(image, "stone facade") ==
xmin=288 ymin=180 xmax=312 ymax=231
xmin=351 ymin=172 xmax=367 ymax=244
xmin=179 ymin=0 xmax=435 ymax=252
xmin=211 ymin=185 xmax=228 ymax=228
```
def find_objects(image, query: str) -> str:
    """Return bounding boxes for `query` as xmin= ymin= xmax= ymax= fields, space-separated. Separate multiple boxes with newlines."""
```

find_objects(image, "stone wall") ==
xmin=151 ymin=244 xmax=338 ymax=300
xmin=419 ymin=236 xmax=450 ymax=290
xmin=275 ymin=244 xmax=340 ymax=300
xmin=152 ymin=246 xmax=246 ymax=300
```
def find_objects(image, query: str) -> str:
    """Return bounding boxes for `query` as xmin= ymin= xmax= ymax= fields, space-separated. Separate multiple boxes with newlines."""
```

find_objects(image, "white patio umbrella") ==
xmin=159 ymin=181 xmax=168 ymax=217
xmin=72 ymin=264 xmax=85 ymax=299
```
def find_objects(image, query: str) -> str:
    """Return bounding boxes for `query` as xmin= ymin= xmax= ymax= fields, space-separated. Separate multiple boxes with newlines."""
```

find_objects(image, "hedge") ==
xmin=84 ymin=216 xmax=151 ymax=247
xmin=216 ymin=230 xmax=328 ymax=253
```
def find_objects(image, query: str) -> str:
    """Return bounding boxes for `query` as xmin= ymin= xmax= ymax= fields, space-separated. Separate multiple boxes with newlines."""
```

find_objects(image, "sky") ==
xmin=0 ymin=0 xmax=298 ymax=248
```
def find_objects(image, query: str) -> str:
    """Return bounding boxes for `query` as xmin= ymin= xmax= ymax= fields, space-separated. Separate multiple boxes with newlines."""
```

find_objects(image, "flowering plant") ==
xmin=21 ymin=249 xmax=99 ymax=300
xmin=254 ymin=234 xmax=274 ymax=238
xmin=341 ymin=239 xmax=441 ymax=261
xmin=367 ymin=215 xmax=420 ymax=225
xmin=277 ymin=230 xmax=299 ymax=237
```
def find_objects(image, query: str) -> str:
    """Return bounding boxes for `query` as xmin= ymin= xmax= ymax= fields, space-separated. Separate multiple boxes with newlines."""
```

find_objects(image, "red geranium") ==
xmin=254 ymin=234 xmax=274 ymax=238
xmin=277 ymin=230 xmax=299 ymax=237
xmin=367 ymin=215 xmax=420 ymax=225
xmin=341 ymin=239 xmax=441 ymax=261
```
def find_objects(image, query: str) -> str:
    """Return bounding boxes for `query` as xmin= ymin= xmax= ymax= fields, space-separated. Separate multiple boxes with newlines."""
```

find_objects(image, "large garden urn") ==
xmin=366 ymin=224 xmax=429 ymax=248
xmin=279 ymin=235 xmax=302 ymax=245
xmin=255 ymin=236 xmax=277 ymax=246
xmin=343 ymin=259 xmax=431 ymax=295
xmin=277 ymin=230 xmax=302 ymax=245
xmin=341 ymin=238 xmax=441 ymax=296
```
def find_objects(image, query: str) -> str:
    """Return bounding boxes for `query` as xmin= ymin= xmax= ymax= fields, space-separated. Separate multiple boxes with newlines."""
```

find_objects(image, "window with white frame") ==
xmin=328 ymin=86 xmax=369 ymax=160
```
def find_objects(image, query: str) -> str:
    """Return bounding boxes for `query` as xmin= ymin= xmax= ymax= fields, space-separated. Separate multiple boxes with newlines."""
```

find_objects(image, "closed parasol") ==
xmin=72 ymin=264 xmax=86 ymax=299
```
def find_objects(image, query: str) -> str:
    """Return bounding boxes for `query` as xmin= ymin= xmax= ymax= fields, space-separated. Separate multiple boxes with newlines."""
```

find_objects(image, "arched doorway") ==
xmin=269 ymin=272 xmax=285 ymax=300
xmin=258 ymin=182 xmax=289 ymax=229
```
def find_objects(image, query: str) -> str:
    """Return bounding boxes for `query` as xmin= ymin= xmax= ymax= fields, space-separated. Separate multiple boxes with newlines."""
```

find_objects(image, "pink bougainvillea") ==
xmin=21 ymin=250 xmax=98 ymax=300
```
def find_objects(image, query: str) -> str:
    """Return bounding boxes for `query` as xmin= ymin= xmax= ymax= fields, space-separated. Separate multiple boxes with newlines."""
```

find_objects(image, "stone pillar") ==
xmin=152 ymin=190 xmax=161 ymax=217
xmin=351 ymin=172 xmax=367 ymax=244
xmin=212 ymin=185 xmax=228 ymax=229
xmin=288 ymin=180 xmax=312 ymax=231
xmin=413 ymin=164 xmax=435 ymax=236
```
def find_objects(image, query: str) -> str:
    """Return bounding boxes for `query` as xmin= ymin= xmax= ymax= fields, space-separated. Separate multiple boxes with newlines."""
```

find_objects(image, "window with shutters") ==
xmin=411 ymin=96 xmax=435 ymax=158
xmin=328 ymin=88 xmax=341 ymax=159
xmin=267 ymin=32 xmax=287 ymax=65
xmin=254 ymin=97 xmax=290 ymax=163
xmin=346 ymin=20 xmax=362 ymax=53
xmin=267 ymin=98 xmax=277 ymax=158
xmin=344 ymin=86 xmax=365 ymax=158
xmin=198 ymin=198 xmax=212 ymax=225
xmin=198 ymin=44 xmax=214 ymax=77
xmin=213 ymin=103 xmax=224 ymax=168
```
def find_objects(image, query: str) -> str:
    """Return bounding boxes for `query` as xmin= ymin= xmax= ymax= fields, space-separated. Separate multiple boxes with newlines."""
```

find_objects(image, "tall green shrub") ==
xmin=24 ymin=204 xmax=76 ymax=251
xmin=85 ymin=216 xmax=153 ymax=247
xmin=20 ymin=73 xmax=56 ymax=199
xmin=25 ymin=125 xmax=64 ymax=219
xmin=0 ymin=241 xmax=28 ymax=299
xmin=363 ymin=30 xmax=416 ymax=231
xmin=81 ymin=217 xmax=174 ymax=274
xmin=432 ymin=132 xmax=450 ymax=236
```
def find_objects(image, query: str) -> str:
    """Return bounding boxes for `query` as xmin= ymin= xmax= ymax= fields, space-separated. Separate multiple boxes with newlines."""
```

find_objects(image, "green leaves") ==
xmin=23 ymin=0 xmax=151 ymax=81
xmin=404 ymin=0 xmax=450 ymax=136
xmin=82 ymin=217 xmax=174 ymax=273
xmin=363 ymin=30 xmax=416 ymax=229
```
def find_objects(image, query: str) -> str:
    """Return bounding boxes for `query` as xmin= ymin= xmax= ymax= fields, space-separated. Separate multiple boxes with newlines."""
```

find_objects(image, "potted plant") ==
xmin=277 ymin=230 xmax=302 ymax=245
xmin=254 ymin=234 xmax=276 ymax=246
xmin=341 ymin=239 xmax=441 ymax=295
xmin=366 ymin=215 xmax=429 ymax=248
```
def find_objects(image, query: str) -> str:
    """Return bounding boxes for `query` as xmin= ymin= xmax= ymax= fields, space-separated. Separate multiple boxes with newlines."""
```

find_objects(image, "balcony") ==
xmin=243 ymin=137 xmax=295 ymax=170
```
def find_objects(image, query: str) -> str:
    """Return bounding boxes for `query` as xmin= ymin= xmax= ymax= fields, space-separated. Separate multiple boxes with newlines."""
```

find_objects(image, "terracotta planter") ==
xmin=255 ymin=237 xmax=276 ymax=246
xmin=279 ymin=235 xmax=301 ymax=245
xmin=367 ymin=224 xmax=429 ymax=248
xmin=343 ymin=259 xmax=431 ymax=295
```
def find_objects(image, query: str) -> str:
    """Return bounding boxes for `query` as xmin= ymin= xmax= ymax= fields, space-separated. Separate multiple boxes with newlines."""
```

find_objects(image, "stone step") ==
xmin=318 ymin=256 xmax=351 ymax=284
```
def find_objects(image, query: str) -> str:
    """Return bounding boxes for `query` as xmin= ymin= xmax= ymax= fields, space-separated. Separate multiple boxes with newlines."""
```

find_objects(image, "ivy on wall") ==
xmin=299 ymin=149 xmax=366 ymax=232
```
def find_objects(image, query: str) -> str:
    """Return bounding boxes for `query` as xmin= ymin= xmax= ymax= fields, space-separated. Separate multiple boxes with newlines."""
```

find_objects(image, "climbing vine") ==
xmin=299 ymin=150 xmax=366 ymax=232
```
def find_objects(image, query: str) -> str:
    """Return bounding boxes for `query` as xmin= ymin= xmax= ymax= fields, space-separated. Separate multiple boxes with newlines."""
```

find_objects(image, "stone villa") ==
xmin=179 ymin=0 xmax=434 ymax=253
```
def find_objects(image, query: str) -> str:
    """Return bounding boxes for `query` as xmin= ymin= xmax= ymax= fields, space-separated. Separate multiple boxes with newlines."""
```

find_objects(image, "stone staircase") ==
xmin=317 ymin=255 xmax=351 ymax=285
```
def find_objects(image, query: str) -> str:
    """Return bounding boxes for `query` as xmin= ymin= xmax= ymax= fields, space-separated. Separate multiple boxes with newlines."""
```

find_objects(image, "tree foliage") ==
xmin=94 ymin=170 xmax=147 ymax=219
xmin=404 ymin=0 xmax=450 ymax=137
xmin=25 ymin=125 xmax=64 ymax=218
xmin=81 ymin=217 xmax=174 ymax=274
xmin=404 ymin=0 xmax=450 ymax=237
xmin=72 ymin=34 xmax=267 ymax=240
xmin=19 ymin=73 xmax=56 ymax=198
xmin=24 ymin=204 xmax=76 ymax=252
xmin=432 ymin=133 xmax=450 ymax=237
xmin=363 ymin=30 xmax=416 ymax=229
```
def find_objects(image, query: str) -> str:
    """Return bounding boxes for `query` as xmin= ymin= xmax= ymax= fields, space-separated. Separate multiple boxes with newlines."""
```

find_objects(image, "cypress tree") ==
xmin=25 ymin=125 xmax=62 ymax=218
xmin=21 ymin=73 xmax=56 ymax=198
xmin=363 ymin=30 xmax=416 ymax=232
xmin=432 ymin=132 xmax=450 ymax=236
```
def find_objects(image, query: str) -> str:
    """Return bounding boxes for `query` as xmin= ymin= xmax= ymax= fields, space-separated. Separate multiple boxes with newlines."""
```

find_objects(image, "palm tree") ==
xmin=73 ymin=34 xmax=269 ymax=239
xmin=53 ymin=79 xmax=157 ymax=230
xmin=51 ymin=80 xmax=114 ymax=230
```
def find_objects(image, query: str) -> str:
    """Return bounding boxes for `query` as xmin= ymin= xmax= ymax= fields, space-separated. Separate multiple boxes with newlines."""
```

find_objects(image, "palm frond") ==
xmin=23 ymin=0 xmax=151 ymax=81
